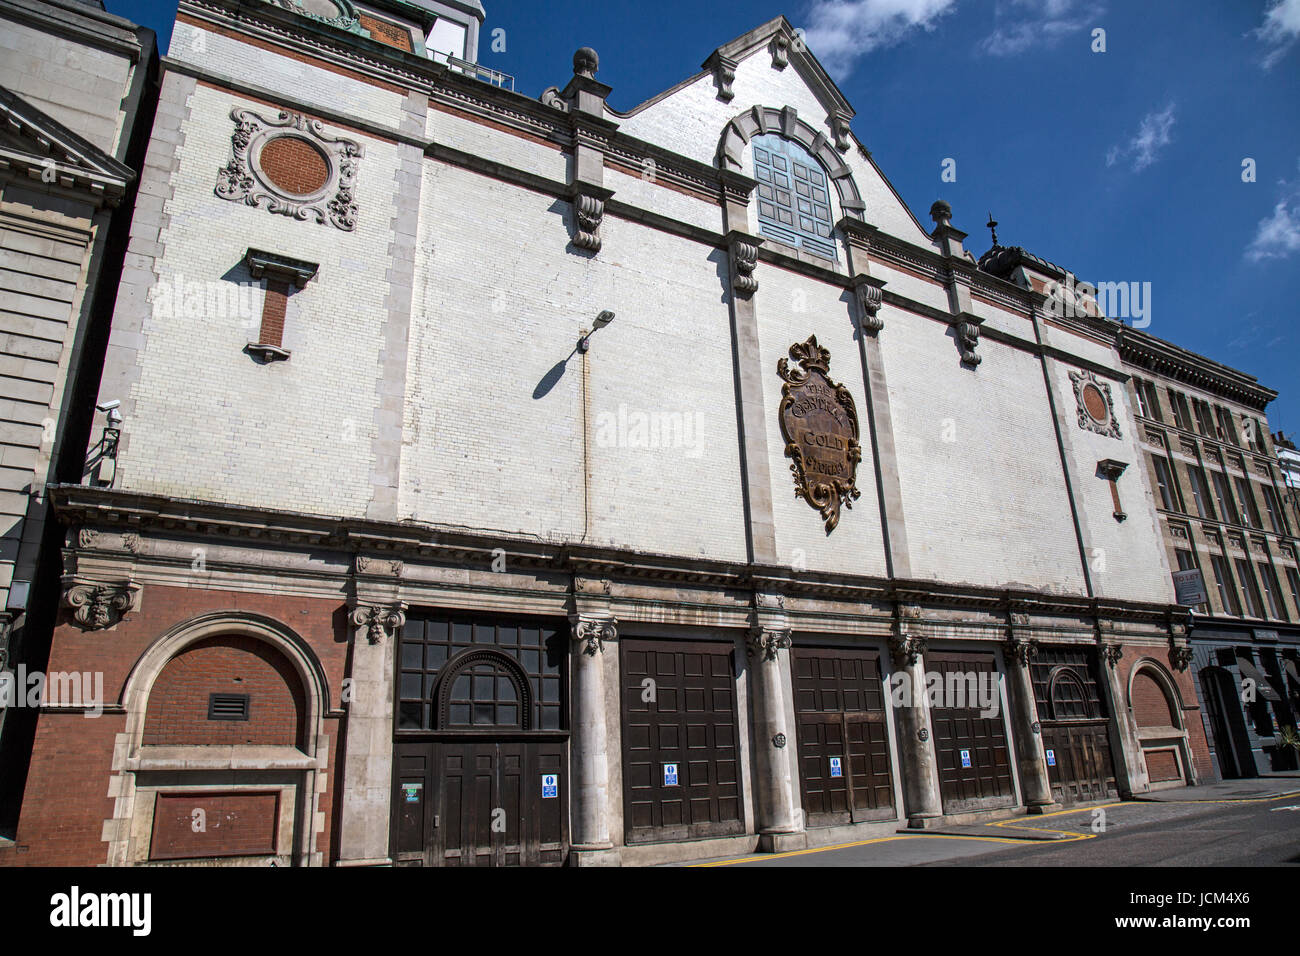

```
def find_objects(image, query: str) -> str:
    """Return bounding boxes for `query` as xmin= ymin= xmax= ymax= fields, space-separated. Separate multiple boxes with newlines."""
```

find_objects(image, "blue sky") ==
xmin=115 ymin=0 xmax=1300 ymax=433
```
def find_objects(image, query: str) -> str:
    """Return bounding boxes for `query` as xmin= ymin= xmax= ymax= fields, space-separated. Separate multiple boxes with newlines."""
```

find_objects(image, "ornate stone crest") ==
xmin=1070 ymin=369 xmax=1121 ymax=439
xmin=778 ymin=336 xmax=862 ymax=533
xmin=351 ymin=603 xmax=406 ymax=644
xmin=63 ymin=580 xmax=141 ymax=631
xmin=215 ymin=108 xmax=362 ymax=231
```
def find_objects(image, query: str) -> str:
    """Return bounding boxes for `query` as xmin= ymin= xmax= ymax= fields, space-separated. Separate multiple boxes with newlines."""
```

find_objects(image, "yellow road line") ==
xmin=690 ymin=832 xmax=1037 ymax=867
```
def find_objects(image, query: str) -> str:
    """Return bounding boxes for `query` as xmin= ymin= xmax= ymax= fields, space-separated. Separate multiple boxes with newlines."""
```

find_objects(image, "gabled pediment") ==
xmin=706 ymin=15 xmax=853 ymax=119
xmin=0 ymin=86 xmax=133 ymax=205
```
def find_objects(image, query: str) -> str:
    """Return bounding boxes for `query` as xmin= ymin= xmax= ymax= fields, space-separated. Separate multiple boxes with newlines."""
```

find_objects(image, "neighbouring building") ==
xmin=1277 ymin=431 xmax=1300 ymax=533
xmin=3 ymin=2 xmax=1235 ymax=866
xmin=0 ymin=0 xmax=157 ymax=835
xmin=1117 ymin=337 xmax=1300 ymax=780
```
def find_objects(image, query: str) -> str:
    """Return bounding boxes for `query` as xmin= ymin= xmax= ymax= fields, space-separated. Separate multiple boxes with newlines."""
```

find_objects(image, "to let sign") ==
xmin=1172 ymin=569 xmax=1207 ymax=607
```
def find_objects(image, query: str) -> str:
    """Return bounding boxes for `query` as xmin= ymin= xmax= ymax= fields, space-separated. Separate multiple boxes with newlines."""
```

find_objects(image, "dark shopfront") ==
xmin=1190 ymin=623 xmax=1300 ymax=780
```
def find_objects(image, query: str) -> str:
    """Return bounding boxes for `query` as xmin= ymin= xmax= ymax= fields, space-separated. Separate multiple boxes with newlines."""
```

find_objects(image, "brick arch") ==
xmin=716 ymin=105 xmax=865 ymax=220
xmin=143 ymin=634 xmax=307 ymax=748
xmin=1129 ymin=661 xmax=1182 ymax=729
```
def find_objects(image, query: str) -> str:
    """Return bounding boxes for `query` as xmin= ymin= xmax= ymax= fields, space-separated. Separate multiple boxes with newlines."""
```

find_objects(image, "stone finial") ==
xmin=573 ymin=46 xmax=599 ymax=78
xmin=930 ymin=199 xmax=953 ymax=228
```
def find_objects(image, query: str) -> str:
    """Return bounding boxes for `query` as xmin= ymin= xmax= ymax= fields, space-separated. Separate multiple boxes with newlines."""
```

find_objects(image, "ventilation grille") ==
xmin=207 ymin=693 xmax=251 ymax=721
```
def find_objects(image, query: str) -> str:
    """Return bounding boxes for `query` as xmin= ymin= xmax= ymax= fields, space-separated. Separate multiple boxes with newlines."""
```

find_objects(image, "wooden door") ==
xmin=621 ymin=639 xmax=744 ymax=844
xmin=1030 ymin=647 xmax=1117 ymax=804
xmin=928 ymin=650 xmax=1015 ymax=812
xmin=792 ymin=647 xmax=895 ymax=827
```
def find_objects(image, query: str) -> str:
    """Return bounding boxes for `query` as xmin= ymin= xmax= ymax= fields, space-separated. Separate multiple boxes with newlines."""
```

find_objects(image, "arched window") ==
xmin=751 ymin=134 xmax=836 ymax=261
xmin=436 ymin=650 xmax=533 ymax=730
xmin=1047 ymin=667 xmax=1095 ymax=721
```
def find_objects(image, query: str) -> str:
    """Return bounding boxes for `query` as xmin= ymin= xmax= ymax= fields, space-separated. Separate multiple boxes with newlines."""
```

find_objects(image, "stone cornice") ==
xmin=50 ymin=485 xmax=1181 ymax=626
xmin=1116 ymin=327 xmax=1276 ymax=411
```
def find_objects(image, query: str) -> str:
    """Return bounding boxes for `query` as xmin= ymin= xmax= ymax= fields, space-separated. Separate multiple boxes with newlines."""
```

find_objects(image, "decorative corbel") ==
xmin=830 ymin=110 xmax=853 ymax=152
xmin=1168 ymin=641 xmax=1193 ymax=672
xmin=351 ymin=603 xmax=406 ymax=644
xmin=570 ymin=184 xmax=613 ymax=253
xmin=727 ymin=231 xmax=761 ymax=295
xmin=770 ymin=31 xmax=789 ymax=69
xmin=1099 ymin=641 xmax=1124 ymax=668
xmin=955 ymin=312 xmax=983 ymax=366
xmin=852 ymin=275 xmax=886 ymax=334
xmin=1004 ymin=634 xmax=1039 ymax=667
xmin=63 ymin=579 xmax=141 ymax=631
xmin=704 ymin=51 xmax=738 ymax=102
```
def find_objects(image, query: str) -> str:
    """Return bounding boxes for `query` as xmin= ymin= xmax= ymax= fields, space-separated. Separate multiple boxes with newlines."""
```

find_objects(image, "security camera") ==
xmin=96 ymin=400 xmax=120 ymax=412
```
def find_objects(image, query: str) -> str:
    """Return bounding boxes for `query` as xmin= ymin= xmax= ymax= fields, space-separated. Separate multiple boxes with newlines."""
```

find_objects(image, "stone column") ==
xmin=1003 ymin=630 xmax=1057 ymax=812
xmin=1098 ymin=637 xmax=1149 ymax=797
xmin=569 ymin=614 xmax=618 ymax=864
xmin=336 ymin=599 xmax=404 ymax=866
xmin=890 ymin=617 xmax=942 ymax=827
xmin=746 ymin=624 xmax=800 ymax=848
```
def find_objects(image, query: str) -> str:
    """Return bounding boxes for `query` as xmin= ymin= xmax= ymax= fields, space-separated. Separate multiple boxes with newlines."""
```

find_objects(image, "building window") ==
xmin=1234 ymin=476 xmax=1261 ymax=528
xmin=1234 ymin=558 xmax=1265 ymax=617
xmin=1186 ymin=463 xmax=1214 ymax=519
xmin=1210 ymin=553 xmax=1241 ymax=615
xmin=1141 ymin=381 xmax=1163 ymax=423
xmin=752 ymin=134 xmax=837 ymax=261
xmin=1285 ymin=566 xmax=1300 ymax=615
xmin=1261 ymin=484 xmax=1286 ymax=534
xmin=1214 ymin=406 xmax=1238 ymax=445
xmin=1168 ymin=389 xmax=1194 ymax=431
xmin=1193 ymin=399 xmax=1216 ymax=437
xmin=1210 ymin=470 xmax=1239 ymax=525
xmin=1175 ymin=548 xmax=1209 ymax=614
xmin=397 ymin=613 xmax=565 ymax=731
xmin=1258 ymin=562 xmax=1288 ymax=621
xmin=1134 ymin=378 xmax=1151 ymax=419
xmin=1151 ymin=455 xmax=1179 ymax=511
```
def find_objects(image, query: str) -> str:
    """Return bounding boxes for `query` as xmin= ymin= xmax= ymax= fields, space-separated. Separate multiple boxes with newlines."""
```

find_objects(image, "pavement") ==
xmin=683 ymin=775 xmax=1300 ymax=867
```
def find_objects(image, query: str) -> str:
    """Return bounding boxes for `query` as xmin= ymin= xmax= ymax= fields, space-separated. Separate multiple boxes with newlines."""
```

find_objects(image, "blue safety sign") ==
xmin=541 ymin=773 xmax=558 ymax=798
xmin=1045 ymin=749 xmax=1056 ymax=767
xmin=829 ymin=757 xmax=843 ymax=778
xmin=663 ymin=763 xmax=679 ymax=786
xmin=402 ymin=783 xmax=422 ymax=803
xmin=960 ymin=749 xmax=971 ymax=768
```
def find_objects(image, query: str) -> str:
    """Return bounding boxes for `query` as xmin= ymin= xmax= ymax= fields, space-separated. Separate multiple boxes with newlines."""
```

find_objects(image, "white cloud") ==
xmin=1255 ymin=0 xmax=1300 ymax=69
xmin=980 ymin=0 xmax=1101 ymax=56
xmin=1246 ymin=162 xmax=1300 ymax=261
xmin=1105 ymin=103 xmax=1176 ymax=172
xmin=801 ymin=0 xmax=959 ymax=78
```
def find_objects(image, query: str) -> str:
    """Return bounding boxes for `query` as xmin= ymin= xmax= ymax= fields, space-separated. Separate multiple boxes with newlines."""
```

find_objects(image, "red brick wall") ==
xmin=1119 ymin=645 xmax=1213 ymax=784
xmin=1132 ymin=670 xmax=1175 ymax=727
xmin=6 ymin=585 xmax=349 ymax=866
xmin=142 ymin=635 xmax=304 ymax=747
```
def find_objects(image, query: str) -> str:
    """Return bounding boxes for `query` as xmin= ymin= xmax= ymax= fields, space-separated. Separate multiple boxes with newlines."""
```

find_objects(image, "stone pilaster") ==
xmin=890 ymin=609 xmax=942 ymax=826
xmin=746 ymin=614 xmax=800 ymax=847
xmin=558 ymin=47 xmax=617 ymax=255
xmin=568 ymin=613 xmax=618 ymax=864
xmin=1003 ymin=624 xmax=1057 ymax=812
xmin=337 ymin=592 xmax=405 ymax=866
xmin=1097 ymin=635 xmax=1150 ymax=797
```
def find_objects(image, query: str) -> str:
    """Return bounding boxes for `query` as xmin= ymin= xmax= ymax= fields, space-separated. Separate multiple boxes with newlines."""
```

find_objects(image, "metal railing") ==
xmin=436 ymin=53 xmax=514 ymax=91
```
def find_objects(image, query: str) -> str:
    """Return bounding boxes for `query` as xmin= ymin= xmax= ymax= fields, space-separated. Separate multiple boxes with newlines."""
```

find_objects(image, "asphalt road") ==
xmin=693 ymin=793 xmax=1300 ymax=867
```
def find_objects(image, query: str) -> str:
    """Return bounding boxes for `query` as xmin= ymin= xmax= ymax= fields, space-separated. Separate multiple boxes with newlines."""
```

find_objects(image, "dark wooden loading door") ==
xmin=792 ymin=647 xmax=895 ymax=827
xmin=928 ymin=650 xmax=1015 ymax=813
xmin=621 ymin=638 xmax=744 ymax=845
xmin=1030 ymin=647 xmax=1117 ymax=804
xmin=392 ymin=739 xmax=566 ymax=866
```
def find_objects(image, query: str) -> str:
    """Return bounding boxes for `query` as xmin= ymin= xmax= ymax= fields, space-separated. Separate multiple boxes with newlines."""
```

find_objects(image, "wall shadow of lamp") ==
xmin=1097 ymin=458 xmax=1128 ymax=522
xmin=576 ymin=310 xmax=615 ymax=353
xmin=87 ymin=399 xmax=122 ymax=488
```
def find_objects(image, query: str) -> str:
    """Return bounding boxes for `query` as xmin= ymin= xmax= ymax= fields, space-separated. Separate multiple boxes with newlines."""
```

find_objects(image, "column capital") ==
xmin=571 ymin=616 xmax=617 ymax=655
xmin=62 ymin=577 xmax=141 ymax=631
xmin=1004 ymin=634 xmax=1039 ymax=667
xmin=350 ymin=602 xmax=406 ymax=644
xmin=888 ymin=632 xmax=926 ymax=668
xmin=746 ymin=625 xmax=792 ymax=661
xmin=1099 ymin=640 xmax=1124 ymax=668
